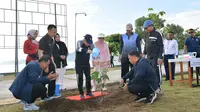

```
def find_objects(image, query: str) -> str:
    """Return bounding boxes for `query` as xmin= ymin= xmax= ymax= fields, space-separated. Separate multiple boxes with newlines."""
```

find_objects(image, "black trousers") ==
xmin=110 ymin=61 xmax=114 ymax=68
xmin=121 ymin=56 xmax=133 ymax=83
xmin=76 ymin=65 xmax=91 ymax=95
xmin=147 ymin=56 xmax=161 ymax=87
xmin=31 ymin=83 xmax=47 ymax=103
xmin=43 ymin=59 xmax=56 ymax=97
xmin=13 ymin=83 xmax=47 ymax=104
xmin=164 ymin=55 xmax=175 ymax=80
xmin=128 ymin=83 xmax=153 ymax=97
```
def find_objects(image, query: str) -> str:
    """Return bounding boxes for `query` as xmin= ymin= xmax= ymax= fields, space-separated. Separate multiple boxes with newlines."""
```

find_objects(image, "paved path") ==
xmin=0 ymin=63 xmax=188 ymax=105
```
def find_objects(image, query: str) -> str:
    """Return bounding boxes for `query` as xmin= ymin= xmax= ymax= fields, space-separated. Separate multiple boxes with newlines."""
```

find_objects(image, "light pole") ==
xmin=75 ymin=12 xmax=87 ymax=51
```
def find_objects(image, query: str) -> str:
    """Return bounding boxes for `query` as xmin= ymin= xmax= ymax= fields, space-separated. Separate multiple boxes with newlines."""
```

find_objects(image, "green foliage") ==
xmin=91 ymin=71 xmax=99 ymax=80
xmin=135 ymin=8 xmax=166 ymax=38
xmin=163 ymin=24 xmax=187 ymax=49
xmin=196 ymin=31 xmax=200 ymax=37
xmin=91 ymin=68 xmax=109 ymax=91
xmin=104 ymin=33 xmax=121 ymax=55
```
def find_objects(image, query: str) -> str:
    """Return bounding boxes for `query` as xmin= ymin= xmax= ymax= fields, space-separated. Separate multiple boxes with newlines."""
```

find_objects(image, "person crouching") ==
xmin=121 ymin=51 xmax=158 ymax=104
xmin=9 ymin=55 xmax=58 ymax=111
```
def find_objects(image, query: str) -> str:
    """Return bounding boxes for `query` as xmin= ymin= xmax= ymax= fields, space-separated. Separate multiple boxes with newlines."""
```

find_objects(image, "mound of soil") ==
xmin=39 ymin=83 xmax=151 ymax=112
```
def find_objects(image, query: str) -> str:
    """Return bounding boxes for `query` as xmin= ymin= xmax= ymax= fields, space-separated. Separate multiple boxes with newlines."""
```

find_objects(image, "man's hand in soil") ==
xmin=120 ymin=79 xmax=125 ymax=87
xmin=48 ymin=72 xmax=58 ymax=80
xmin=123 ymin=83 xmax=128 ymax=90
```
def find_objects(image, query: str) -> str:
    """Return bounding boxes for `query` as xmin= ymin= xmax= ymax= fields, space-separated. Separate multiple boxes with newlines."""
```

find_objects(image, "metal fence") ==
xmin=0 ymin=0 xmax=68 ymax=74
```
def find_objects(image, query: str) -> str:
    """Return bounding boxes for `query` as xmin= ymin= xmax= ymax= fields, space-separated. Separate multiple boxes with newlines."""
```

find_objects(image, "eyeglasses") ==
xmin=98 ymin=38 xmax=104 ymax=39
xmin=189 ymin=32 xmax=194 ymax=34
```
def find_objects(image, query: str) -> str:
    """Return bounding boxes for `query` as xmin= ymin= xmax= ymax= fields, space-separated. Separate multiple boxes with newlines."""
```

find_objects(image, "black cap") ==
xmin=84 ymin=34 xmax=93 ymax=45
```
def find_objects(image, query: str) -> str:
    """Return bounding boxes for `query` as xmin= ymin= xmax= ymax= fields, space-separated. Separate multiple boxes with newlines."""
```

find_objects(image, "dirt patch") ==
xmin=39 ymin=83 xmax=153 ymax=112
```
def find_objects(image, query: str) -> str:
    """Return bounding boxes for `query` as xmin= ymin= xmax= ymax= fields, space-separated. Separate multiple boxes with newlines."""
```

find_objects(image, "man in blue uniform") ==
xmin=121 ymin=51 xmax=158 ymax=104
xmin=184 ymin=28 xmax=200 ymax=82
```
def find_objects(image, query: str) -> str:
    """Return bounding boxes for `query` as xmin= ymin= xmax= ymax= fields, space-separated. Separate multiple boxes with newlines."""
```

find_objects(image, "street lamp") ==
xmin=75 ymin=12 xmax=87 ymax=51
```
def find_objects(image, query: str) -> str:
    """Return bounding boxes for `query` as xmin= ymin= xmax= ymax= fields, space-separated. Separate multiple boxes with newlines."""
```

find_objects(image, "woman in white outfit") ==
xmin=92 ymin=33 xmax=111 ymax=91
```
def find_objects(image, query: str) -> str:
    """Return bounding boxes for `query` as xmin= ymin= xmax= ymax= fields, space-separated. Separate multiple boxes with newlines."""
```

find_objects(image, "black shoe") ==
xmin=134 ymin=96 xmax=147 ymax=103
xmin=86 ymin=93 xmax=94 ymax=97
xmin=80 ymin=94 xmax=85 ymax=99
xmin=145 ymin=93 xmax=157 ymax=104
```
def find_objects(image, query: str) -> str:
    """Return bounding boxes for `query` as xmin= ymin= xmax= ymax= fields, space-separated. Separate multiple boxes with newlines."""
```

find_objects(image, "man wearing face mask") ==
xmin=143 ymin=20 xmax=164 ymax=93
xmin=119 ymin=23 xmax=141 ymax=85
xmin=92 ymin=33 xmax=111 ymax=91
xmin=23 ymin=29 xmax=39 ymax=65
xmin=76 ymin=34 xmax=95 ymax=99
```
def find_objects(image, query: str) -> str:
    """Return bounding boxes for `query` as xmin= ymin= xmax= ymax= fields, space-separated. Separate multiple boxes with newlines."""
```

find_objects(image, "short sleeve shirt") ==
xmin=39 ymin=34 xmax=54 ymax=56
xmin=184 ymin=36 xmax=200 ymax=53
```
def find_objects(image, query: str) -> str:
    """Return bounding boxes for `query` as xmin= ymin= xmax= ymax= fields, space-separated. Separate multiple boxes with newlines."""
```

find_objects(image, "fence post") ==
xmin=54 ymin=4 xmax=57 ymax=26
xmin=15 ymin=0 xmax=19 ymax=76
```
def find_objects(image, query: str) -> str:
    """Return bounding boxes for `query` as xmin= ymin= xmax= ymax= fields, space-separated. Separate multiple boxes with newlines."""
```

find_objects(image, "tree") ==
xmin=104 ymin=33 xmax=121 ymax=55
xmin=135 ymin=8 xmax=166 ymax=38
xmin=194 ymin=27 xmax=200 ymax=37
xmin=163 ymin=24 xmax=186 ymax=49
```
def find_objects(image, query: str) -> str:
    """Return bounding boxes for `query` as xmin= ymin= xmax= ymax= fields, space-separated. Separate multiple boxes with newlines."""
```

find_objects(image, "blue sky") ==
xmin=0 ymin=0 xmax=200 ymax=63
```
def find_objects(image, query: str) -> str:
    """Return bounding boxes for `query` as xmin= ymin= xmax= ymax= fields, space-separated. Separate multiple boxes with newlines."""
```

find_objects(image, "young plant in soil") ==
xmin=91 ymin=68 xmax=109 ymax=93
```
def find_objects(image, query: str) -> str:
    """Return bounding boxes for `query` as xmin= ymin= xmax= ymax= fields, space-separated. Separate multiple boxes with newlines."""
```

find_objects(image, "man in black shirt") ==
xmin=143 ymin=20 xmax=164 ymax=93
xmin=76 ymin=34 xmax=94 ymax=99
xmin=38 ymin=24 xmax=57 ymax=98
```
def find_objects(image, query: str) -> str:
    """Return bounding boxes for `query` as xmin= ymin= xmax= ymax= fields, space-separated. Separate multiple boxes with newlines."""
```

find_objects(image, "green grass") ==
xmin=1 ymin=67 xmax=121 ymax=81
xmin=148 ymin=78 xmax=200 ymax=112
xmin=1 ymin=74 xmax=200 ymax=112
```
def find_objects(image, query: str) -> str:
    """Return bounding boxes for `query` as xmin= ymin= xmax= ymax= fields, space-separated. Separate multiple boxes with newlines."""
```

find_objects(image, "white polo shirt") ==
xmin=164 ymin=39 xmax=178 ymax=56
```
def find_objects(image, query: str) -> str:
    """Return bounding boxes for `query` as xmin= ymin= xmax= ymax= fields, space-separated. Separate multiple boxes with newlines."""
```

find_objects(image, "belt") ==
xmin=164 ymin=54 xmax=174 ymax=56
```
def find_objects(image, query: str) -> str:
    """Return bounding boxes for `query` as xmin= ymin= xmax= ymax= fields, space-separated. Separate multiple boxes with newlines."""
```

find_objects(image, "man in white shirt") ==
xmin=163 ymin=31 xmax=178 ymax=81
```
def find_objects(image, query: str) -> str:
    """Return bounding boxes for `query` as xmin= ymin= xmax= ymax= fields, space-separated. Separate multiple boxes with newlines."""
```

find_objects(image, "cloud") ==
xmin=163 ymin=10 xmax=200 ymax=30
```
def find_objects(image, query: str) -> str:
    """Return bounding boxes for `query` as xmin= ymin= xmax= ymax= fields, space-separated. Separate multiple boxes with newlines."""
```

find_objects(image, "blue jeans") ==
xmin=164 ymin=55 xmax=175 ymax=80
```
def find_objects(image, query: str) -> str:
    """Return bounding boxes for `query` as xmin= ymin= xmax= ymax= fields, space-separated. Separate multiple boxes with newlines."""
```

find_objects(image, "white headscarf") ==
xmin=28 ymin=29 xmax=38 ymax=39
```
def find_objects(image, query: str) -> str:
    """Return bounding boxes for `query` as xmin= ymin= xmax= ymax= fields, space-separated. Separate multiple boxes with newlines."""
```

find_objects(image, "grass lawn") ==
xmin=0 ymin=74 xmax=200 ymax=112
xmin=1 ymin=66 xmax=120 ymax=81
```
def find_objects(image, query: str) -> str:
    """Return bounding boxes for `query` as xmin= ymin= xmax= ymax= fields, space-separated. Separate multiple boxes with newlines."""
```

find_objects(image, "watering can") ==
xmin=92 ymin=48 xmax=100 ymax=59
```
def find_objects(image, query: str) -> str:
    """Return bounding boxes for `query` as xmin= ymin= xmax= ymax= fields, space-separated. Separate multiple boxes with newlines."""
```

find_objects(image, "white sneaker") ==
xmin=102 ymin=87 xmax=107 ymax=91
xmin=18 ymin=100 xmax=27 ymax=105
xmin=92 ymin=86 xmax=96 ymax=92
xmin=50 ymin=94 xmax=61 ymax=99
xmin=155 ymin=87 xmax=163 ymax=94
xmin=146 ymin=93 xmax=157 ymax=104
xmin=41 ymin=97 xmax=52 ymax=102
xmin=23 ymin=103 xmax=40 ymax=111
